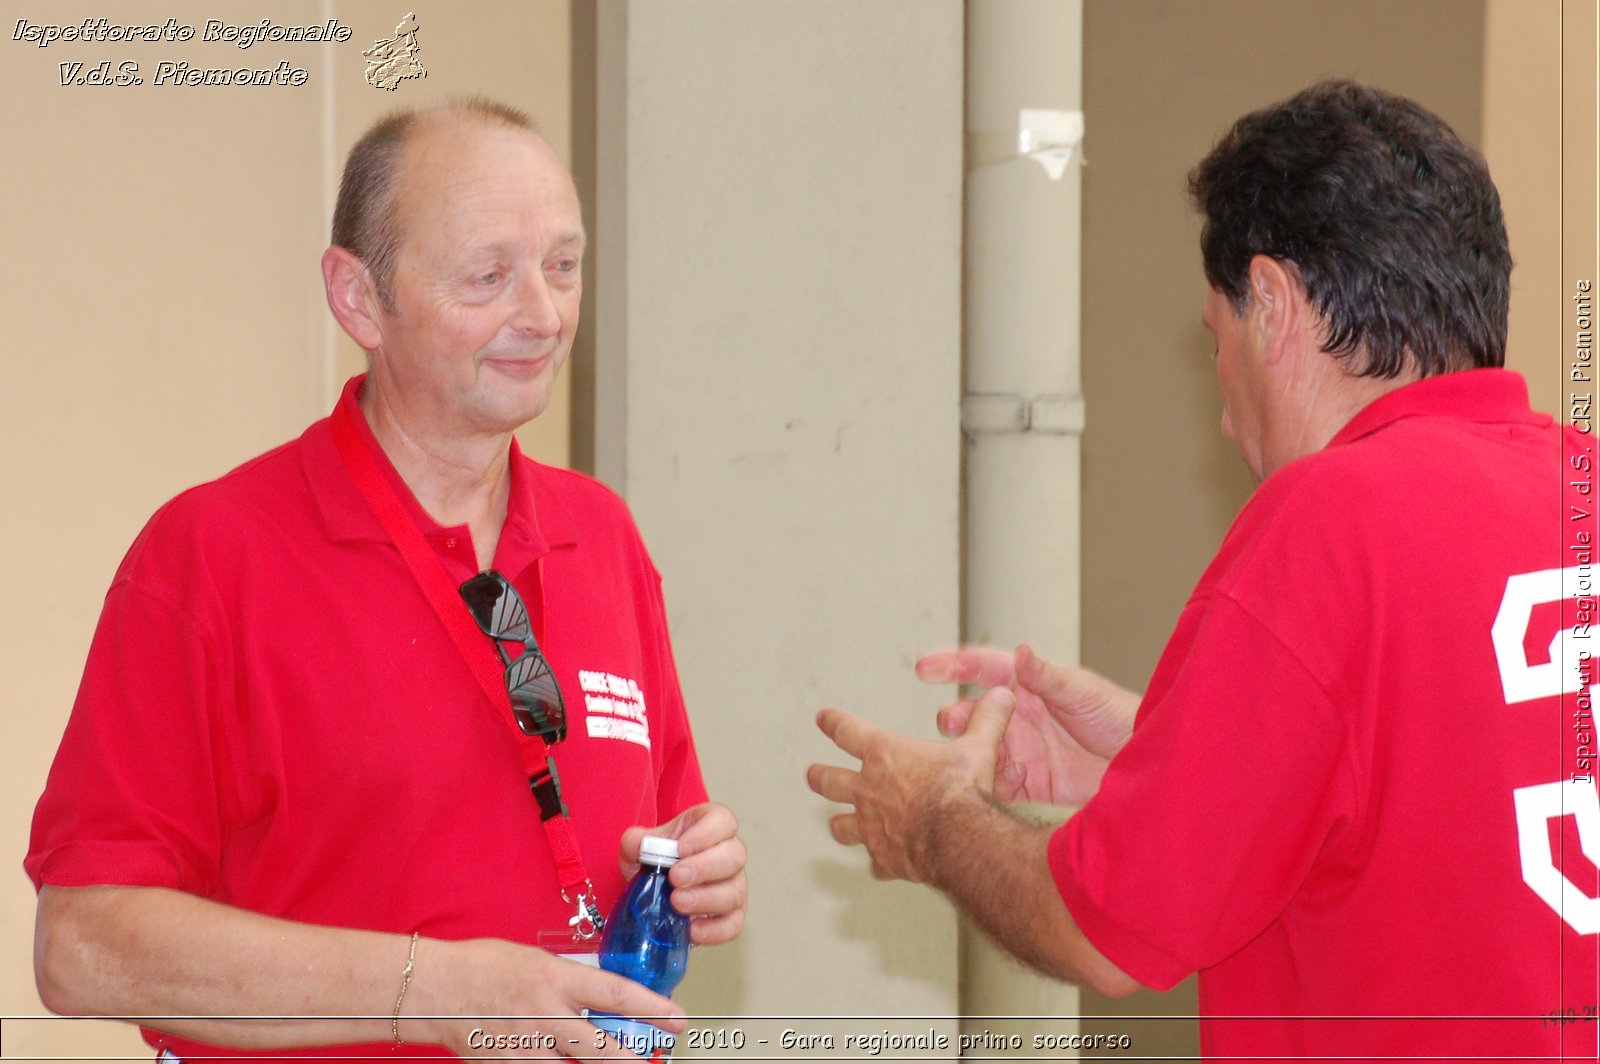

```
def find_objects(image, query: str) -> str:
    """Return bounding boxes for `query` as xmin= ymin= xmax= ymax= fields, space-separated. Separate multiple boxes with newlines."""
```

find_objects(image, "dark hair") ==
xmin=1188 ymin=80 xmax=1510 ymax=378
xmin=330 ymin=97 xmax=537 ymax=310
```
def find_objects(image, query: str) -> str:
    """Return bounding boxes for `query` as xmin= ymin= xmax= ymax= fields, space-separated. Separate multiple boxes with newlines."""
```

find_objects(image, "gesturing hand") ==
xmin=917 ymin=643 xmax=1139 ymax=807
xmin=806 ymin=687 xmax=1016 ymax=883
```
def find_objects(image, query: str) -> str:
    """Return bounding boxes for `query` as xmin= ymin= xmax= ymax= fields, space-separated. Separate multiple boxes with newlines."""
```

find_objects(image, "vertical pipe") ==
xmin=961 ymin=0 xmax=1085 ymax=1053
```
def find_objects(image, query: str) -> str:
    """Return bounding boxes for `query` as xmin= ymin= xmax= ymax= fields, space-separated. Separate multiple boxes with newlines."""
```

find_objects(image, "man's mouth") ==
xmin=482 ymin=353 xmax=552 ymax=379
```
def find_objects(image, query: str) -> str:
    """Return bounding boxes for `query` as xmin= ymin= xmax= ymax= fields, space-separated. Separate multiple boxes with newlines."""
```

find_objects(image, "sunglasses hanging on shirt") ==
xmin=459 ymin=571 xmax=576 ymax=828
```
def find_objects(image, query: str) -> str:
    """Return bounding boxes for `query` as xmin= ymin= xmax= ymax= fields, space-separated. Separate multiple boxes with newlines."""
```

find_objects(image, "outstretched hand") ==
xmin=803 ymin=685 xmax=1144 ymax=999
xmin=806 ymin=687 xmax=1016 ymax=883
xmin=916 ymin=643 xmax=1139 ymax=806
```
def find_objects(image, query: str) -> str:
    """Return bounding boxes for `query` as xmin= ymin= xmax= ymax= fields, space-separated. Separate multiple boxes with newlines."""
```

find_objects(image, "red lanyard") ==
xmin=330 ymin=395 xmax=604 ymax=940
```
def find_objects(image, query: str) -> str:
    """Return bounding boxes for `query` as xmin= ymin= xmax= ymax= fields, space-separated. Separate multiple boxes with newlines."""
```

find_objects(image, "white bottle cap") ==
xmin=639 ymin=835 xmax=679 ymax=866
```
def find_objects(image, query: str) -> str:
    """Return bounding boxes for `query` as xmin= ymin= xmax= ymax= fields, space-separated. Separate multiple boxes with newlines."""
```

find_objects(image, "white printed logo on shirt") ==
xmin=1493 ymin=566 xmax=1600 ymax=934
xmin=578 ymin=669 xmax=650 ymax=750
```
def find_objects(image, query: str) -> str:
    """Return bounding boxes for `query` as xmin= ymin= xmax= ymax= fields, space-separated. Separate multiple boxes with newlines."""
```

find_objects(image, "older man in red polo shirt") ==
xmin=27 ymin=99 xmax=746 ymax=1062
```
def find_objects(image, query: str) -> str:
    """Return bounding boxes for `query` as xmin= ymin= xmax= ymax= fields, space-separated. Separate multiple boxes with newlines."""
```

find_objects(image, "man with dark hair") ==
xmin=28 ymin=102 xmax=747 ymax=1062
xmin=810 ymin=80 xmax=1597 ymax=1058
xmin=1191 ymin=80 xmax=1510 ymax=380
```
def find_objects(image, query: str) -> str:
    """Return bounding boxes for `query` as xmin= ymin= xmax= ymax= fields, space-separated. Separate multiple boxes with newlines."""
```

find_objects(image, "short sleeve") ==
xmin=25 ymin=576 xmax=229 ymax=895
xmin=641 ymin=565 xmax=709 ymax=819
xmin=1048 ymin=593 xmax=1359 ymax=990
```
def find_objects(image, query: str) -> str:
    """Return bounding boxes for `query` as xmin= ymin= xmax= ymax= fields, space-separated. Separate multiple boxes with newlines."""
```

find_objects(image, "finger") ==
xmin=814 ymin=706 xmax=877 ymax=759
xmin=669 ymin=802 xmax=738 ymax=859
xmin=915 ymin=646 xmax=1016 ymax=687
xmin=619 ymin=801 xmax=700 ymax=876
xmin=806 ymin=762 xmax=859 ymax=804
xmin=671 ymin=834 xmax=746 ymax=889
xmin=618 ymin=814 xmax=689 ymax=881
xmin=962 ymin=686 xmax=1016 ymax=751
xmin=935 ymin=697 xmax=976 ymax=737
xmin=687 ymin=907 xmax=747 ymax=946
xmin=995 ymin=759 xmax=1026 ymax=802
xmin=829 ymin=811 xmax=862 ymax=847
xmin=671 ymin=873 xmax=747 ymax=918
xmin=580 ymin=970 xmax=687 ymax=1032
xmin=617 ymin=825 xmax=648 ymax=873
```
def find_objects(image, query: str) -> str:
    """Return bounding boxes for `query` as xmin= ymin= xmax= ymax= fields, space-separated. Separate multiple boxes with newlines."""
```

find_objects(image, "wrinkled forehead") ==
xmin=395 ymin=118 xmax=584 ymax=249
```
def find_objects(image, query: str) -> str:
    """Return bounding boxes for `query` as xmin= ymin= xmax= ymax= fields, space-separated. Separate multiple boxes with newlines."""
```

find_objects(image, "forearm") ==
xmin=37 ymin=884 xmax=685 ymax=1058
xmin=921 ymin=794 xmax=1140 ymax=998
xmin=35 ymin=885 xmax=408 ymax=1048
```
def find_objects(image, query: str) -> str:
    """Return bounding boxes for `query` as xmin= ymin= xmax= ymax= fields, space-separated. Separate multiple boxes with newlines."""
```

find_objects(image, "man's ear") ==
xmin=1245 ymin=255 xmax=1309 ymax=367
xmin=321 ymin=246 xmax=386 ymax=352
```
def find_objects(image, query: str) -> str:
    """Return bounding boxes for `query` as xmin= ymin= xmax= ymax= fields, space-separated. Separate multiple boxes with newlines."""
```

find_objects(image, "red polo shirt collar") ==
xmin=1329 ymin=368 xmax=1549 ymax=448
xmin=300 ymin=374 xmax=577 ymax=561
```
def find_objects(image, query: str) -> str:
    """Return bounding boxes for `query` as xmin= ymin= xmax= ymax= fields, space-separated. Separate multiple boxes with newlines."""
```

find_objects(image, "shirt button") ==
xmin=445 ymin=537 xmax=457 ymax=550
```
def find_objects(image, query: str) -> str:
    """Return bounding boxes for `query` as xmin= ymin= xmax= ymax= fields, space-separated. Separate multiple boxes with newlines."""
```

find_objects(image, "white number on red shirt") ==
xmin=1494 ymin=567 xmax=1599 ymax=935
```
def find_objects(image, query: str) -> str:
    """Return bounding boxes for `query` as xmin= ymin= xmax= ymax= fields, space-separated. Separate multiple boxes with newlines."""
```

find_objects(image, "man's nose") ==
xmin=510 ymin=272 xmax=562 ymax=337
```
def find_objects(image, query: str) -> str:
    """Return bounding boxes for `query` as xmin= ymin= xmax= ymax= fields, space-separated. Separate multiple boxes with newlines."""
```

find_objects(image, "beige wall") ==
xmin=1560 ymin=0 xmax=1600 ymax=351
xmin=1484 ymin=0 xmax=1565 ymax=416
xmin=2 ymin=3 xmax=571 ymax=1058
xmin=4 ymin=3 xmax=325 ymax=1057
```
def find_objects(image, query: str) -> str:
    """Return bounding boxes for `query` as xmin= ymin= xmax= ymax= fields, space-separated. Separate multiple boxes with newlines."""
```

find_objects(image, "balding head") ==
xmin=330 ymin=97 xmax=552 ymax=310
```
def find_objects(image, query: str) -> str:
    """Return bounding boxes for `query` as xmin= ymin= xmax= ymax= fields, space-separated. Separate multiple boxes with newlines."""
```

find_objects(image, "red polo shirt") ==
xmin=1051 ymin=369 xmax=1598 ymax=1060
xmin=27 ymin=376 xmax=708 ymax=1059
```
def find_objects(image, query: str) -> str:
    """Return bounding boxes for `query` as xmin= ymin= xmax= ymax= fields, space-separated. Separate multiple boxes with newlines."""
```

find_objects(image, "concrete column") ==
xmin=576 ymin=0 xmax=967 ymax=1042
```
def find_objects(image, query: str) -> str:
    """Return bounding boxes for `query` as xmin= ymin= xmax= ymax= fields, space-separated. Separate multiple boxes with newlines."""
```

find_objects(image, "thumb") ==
xmin=963 ymin=686 xmax=1015 ymax=751
xmin=1016 ymin=643 xmax=1091 ymax=712
xmin=619 ymin=825 xmax=648 ymax=871
xmin=1017 ymin=643 xmax=1136 ymax=759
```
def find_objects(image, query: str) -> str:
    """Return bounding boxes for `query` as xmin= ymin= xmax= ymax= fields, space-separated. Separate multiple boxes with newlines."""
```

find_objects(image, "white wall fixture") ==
xmin=1018 ymin=107 xmax=1085 ymax=180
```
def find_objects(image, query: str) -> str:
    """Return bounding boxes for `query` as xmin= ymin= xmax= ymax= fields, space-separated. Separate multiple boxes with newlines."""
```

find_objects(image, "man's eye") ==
xmin=551 ymin=258 xmax=579 ymax=274
xmin=477 ymin=271 xmax=502 ymax=285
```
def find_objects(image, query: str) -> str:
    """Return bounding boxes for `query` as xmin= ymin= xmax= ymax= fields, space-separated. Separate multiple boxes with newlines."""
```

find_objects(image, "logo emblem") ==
xmin=363 ymin=12 xmax=426 ymax=91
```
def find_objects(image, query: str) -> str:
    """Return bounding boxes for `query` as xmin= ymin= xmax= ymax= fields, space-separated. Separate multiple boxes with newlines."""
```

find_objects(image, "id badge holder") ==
xmin=537 ymin=929 xmax=601 ymax=969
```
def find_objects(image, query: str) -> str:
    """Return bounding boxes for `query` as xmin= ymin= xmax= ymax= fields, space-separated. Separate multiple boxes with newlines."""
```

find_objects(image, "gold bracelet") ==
xmin=392 ymin=932 xmax=419 ymax=1046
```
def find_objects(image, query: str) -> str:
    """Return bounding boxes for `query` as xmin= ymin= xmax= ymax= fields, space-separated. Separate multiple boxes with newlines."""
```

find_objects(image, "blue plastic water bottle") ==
xmin=589 ymin=836 xmax=690 ymax=1062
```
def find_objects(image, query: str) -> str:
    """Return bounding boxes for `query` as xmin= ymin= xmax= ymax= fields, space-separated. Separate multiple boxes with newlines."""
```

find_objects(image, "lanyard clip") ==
xmin=529 ymin=758 xmax=570 ymax=822
xmin=565 ymin=883 xmax=605 ymax=941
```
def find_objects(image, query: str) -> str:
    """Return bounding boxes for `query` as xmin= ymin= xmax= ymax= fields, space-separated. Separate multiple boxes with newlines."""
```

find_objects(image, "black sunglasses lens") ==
xmin=460 ymin=572 xmax=532 ymax=642
xmin=506 ymin=653 xmax=566 ymax=742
